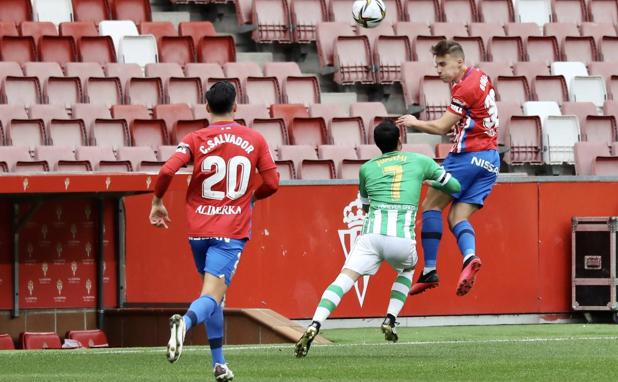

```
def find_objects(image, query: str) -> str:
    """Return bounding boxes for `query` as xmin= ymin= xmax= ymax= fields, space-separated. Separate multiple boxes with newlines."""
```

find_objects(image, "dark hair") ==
xmin=431 ymin=39 xmax=465 ymax=59
xmin=205 ymin=81 xmax=236 ymax=115
xmin=374 ymin=121 xmax=400 ymax=153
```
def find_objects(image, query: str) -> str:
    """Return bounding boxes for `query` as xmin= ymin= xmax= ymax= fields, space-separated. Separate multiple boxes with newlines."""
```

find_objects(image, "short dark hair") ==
xmin=431 ymin=39 xmax=465 ymax=59
xmin=205 ymin=81 xmax=236 ymax=115
xmin=374 ymin=121 xmax=400 ymax=153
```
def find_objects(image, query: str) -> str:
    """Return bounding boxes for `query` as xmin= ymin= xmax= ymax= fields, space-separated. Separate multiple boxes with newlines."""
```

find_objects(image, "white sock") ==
xmin=387 ymin=270 xmax=413 ymax=318
xmin=463 ymin=253 xmax=475 ymax=263
xmin=312 ymin=273 xmax=355 ymax=324
xmin=423 ymin=266 xmax=436 ymax=274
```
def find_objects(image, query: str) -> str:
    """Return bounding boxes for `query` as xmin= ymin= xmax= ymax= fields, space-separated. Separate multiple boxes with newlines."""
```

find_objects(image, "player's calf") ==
xmin=294 ymin=321 xmax=320 ymax=358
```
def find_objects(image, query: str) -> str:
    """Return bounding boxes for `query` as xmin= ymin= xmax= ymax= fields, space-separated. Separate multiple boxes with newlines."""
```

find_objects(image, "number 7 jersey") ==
xmin=176 ymin=121 xmax=276 ymax=239
xmin=447 ymin=67 xmax=498 ymax=153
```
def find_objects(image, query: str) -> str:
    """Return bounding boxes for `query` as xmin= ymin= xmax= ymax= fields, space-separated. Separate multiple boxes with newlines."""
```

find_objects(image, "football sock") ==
xmin=452 ymin=220 xmax=476 ymax=259
xmin=183 ymin=295 xmax=217 ymax=331
xmin=206 ymin=302 xmax=225 ymax=367
xmin=421 ymin=210 xmax=443 ymax=272
xmin=312 ymin=273 xmax=355 ymax=324
xmin=387 ymin=270 xmax=413 ymax=318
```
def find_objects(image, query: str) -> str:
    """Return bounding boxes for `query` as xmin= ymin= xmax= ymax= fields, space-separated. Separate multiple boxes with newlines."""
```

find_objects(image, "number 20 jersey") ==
xmin=447 ymin=67 xmax=498 ymax=154
xmin=177 ymin=121 xmax=276 ymax=239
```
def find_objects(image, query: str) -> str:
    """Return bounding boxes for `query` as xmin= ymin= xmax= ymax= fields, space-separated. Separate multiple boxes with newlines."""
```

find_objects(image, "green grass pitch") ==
xmin=1 ymin=324 xmax=618 ymax=381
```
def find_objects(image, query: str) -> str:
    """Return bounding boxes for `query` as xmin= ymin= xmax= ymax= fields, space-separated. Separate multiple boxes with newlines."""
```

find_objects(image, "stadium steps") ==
xmin=321 ymin=92 xmax=358 ymax=108
xmin=152 ymin=11 xmax=191 ymax=26
xmin=103 ymin=307 xmax=331 ymax=346
xmin=237 ymin=52 xmax=274 ymax=67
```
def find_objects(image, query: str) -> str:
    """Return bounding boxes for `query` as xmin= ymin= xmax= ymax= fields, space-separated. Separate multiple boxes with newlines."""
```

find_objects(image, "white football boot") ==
xmin=166 ymin=314 xmax=186 ymax=363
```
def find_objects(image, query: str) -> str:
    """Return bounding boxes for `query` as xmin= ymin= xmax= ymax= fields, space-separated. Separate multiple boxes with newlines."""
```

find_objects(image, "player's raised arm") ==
xmin=395 ymin=110 xmax=461 ymax=136
xmin=421 ymin=156 xmax=461 ymax=194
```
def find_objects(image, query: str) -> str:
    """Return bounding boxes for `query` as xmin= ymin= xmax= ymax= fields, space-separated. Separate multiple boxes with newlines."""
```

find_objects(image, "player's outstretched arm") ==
xmin=427 ymin=170 xmax=461 ymax=194
xmin=395 ymin=111 xmax=461 ymax=136
xmin=254 ymin=168 xmax=279 ymax=200
xmin=149 ymin=197 xmax=171 ymax=229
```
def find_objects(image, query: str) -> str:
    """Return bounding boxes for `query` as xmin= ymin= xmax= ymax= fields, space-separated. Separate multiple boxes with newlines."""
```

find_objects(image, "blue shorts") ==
xmin=188 ymin=237 xmax=247 ymax=286
xmin=442 ymin=150 xmax=500 ymax=207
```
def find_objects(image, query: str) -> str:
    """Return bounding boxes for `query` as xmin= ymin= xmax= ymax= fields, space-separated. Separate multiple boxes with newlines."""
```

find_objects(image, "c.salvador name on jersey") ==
xmin=199 ymin=134 xmax=255 ymax=155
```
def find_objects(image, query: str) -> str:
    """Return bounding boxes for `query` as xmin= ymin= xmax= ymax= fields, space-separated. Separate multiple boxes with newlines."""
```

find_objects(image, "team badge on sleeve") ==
xmin=176 ymin=142 xmax=190 ymax=154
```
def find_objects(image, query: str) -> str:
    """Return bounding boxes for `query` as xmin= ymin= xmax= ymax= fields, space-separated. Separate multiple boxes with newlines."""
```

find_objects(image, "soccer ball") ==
xmin=352 ymin=0 xmax=386 ymax=29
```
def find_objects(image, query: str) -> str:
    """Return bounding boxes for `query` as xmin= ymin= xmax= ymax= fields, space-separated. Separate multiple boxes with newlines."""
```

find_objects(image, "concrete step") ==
xmin=152 ymin=11 xmax=191 ymax=27
xmin=320 ymin=92 xmax=358 ymax=108
xmin=236 ymin=52 xmax=274 ymax=68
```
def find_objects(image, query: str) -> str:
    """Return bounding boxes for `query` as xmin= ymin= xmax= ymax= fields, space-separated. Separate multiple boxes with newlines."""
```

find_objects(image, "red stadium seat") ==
xmin=0 ymin=146 xmax=34 ymax=172
xmin=0 ymin=62 xmax=23 ymax=85
xmin=442 ymin=0 xmax=478 ymax=23
xmin=275 ymin=160 xmax=296 ymax=179
xmin=544 ymin=22 xmax=579 ymax=46
xmin=35 ymin=145 xmax=88 ymax=171
xmin=7 ymin=119 xmax=46 ymax=147
xmin=245 ymin=76 xmax=281 ymax=105
xmin=478 ymin=62 xmax=513 ymax=82
xmin=393 ymin=22 xmax=431 ymax=46
xmin=153 ymin=103 xmax=194 ymax=138
xmin=111 ymin=104 xmax=149 ymax=125
xmin=0 ymin=21 xmax=19 ymax=38
xmin=234 ymin=0 xmax=254 ymax=25
xmin=2 ymin=76 xmax=41 ymax=107
xmin=117 ymin=146 xmax=161 ymax=171
xmin=405 ymin=0 xmax=440 ymax=24
xmin=66 ymin=329 xmax=109 ymax=348
xmin=46 ymin=77 xmax=83 ymax=107
xmin=288 ymin=117 xmax=328 ymax=146
xmin=106 ymin=62 xmax=143 ymax=91
xmin=0 ymin=0 xmax=33 ymax=23
xmin=139 ymin=21 xmax=177 ymax=43
xmin=38 ymin=35 xmax=77 ymax=65
xmin=574 ymin=141 xmax=611 ymax=174
xmin=0 ymin=36 xmax=36 ymax=65
xmin=358 ymin=22 xmax=395 ymax=49
xmin=20 ymin=332 xmax=62 ymax=349
xmin=291 ymin=0 xmax=327 ymax=42
xmin=252 ymin=0 xmax=292 ymax=43
xmin=172 ymin=119 xmax=207 ymax=145
xmin=197 ymin=36 xmax=236 ymax=65
xmin=333 ymin=36 xmax=374 ymax=84
xmin=23 ymin=62 xmax=63 ymax=87
xmin=413 ymin=35 xmax=447 ymax=63
xmin=512 ymin=61 xmax=550 ymax=85
xmin=329 ymin=116 xmax=366 ymax=146
xmin=252 ymin=118 xmax=288 ymax=148
xmin=85 ymin=77 xmax=122 ymax=106
xmin=65 ymin=62 xmax=105 ymax=89
xmin=504 ymin=22 xmax=542 ymax=40
xmin=488 ymin=36 xmax=524 ymax=65
xmin=0 ymin=334 xmax=15 ymax=350
xmin=78 ymin=35 xmax=117 ymax=65
xmin=278 ymin=144 xmax=318 ymax=173
xmin=495 ymin=75 xmax=532 ymax=103
xmin=20 ymin=21 xmax=57 ymax=42
xmin=179 ymin=21 xmax=217 ymax=48
xmin=526 ymin=36 xmax=560 ymax=65
xmin=29 ymin=104 xmax=69 ymax=126
xmin=263 ymin=62 xmax=302 ymax=87
xmin=111 ymin=0 xmax=151 ymax=23
xmin=350 ymin=102 xmax=388 ymax=134
xmin=0 ymin=105 xmax=28 ymax=139
xmin=561 ymin=101 xmax=598 ymax=127
xmin=532 ymin=75 xmax=569 ymax=104
xmin=60 ymin=21 xmax=98 ymax=43
xmin=126 ymin=77 xmax=163 ymax=108
xmin=235 ymin=104 xmax=270 ymax=126
xmin=582 ymin=115 xmax=616 ymax=144
xmin=478 ymin=0 xmax=515 ymax=24
xmin=563 ymin=36 xmax=598 ymax=64
xmin=309 ymin=103 xmax=349 ymax=125
xmin=580 ymin=22 xmax=616 ymax=47
xmin=504 ymin=115 xmax=543 ymax=164
xmin=374 ymin=35 xmax=412 ymax=84
xmin=402 ymin=143 xmax=435 ymax=157
xmin=130 ymin=119 xmax=168 ymax=148
xmin=401 ymin=61 xmax=436 ymax=106
xmin=420 ymin=76 xmax=451 ymax=120
xmin=159 ymin=36 xmax=195 ymax=66
xmin=329 ymin=0 xmax=357 ymax=26
xmin=469 ymin=23 xmax=505 ymax=51
xmin=588 ymin=0 xmax=618 ymax=23
xmin=552 ymin=0 xmax=587 ymax=24
xmin=283 ymin=76 xmax=321 ymax=105
xmin=356 ymin=144 xmax=381 ymax=159
xmin=75 ymin=145 xmax=118 ymax=169
xmin=72 ymin=103 xmax=111 ymax=132
xmin=453 ymin=36 xmax=486 ymax=65
xmin=271 ymin=103 xmax=309 ymax=126
xmin=72 ymin=0 xmax=111 ymax=23
xmin=185 ymin=63 xmax=224 ymax=90
xmin=435 ymin=143 xmax=453 ymax=159
xmin=91 ymin=118 xmax=130 ymax=148
xmin=339 ymin=159 xmax=366 ymax=179
xmin=594 ymin=156 xmax=618 ymax=175
xmin=299 ymin=159 xmax=336 ymax=179
xmin=316 ymin=22 xmax=355 ymax=67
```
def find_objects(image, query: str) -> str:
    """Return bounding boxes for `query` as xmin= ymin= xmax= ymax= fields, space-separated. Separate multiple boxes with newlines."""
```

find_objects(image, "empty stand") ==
xmin=488 ymin=36 xmax=524 ymax=65
xmin=125 ymin=77 xmax=162 ymax=108
xmin=288 ymin=117 xmax=328 ymax=146
xmin=245 ymin=77 xmax=281 ymax=105
xmin=402 ymin=143 xmax=435 ymax=157
xmin=284 ymin=76 xmax=321 ymax=105
xmin=111 ymin=104 xmax=149 ymax=125
xmin=432 ymin=22 xmax=467 ymax=40
xmin=469 ymin=23 xmax=505 ymax=51
xmin=291 ymin=0 xmax=327 ymax=42
xmin=278 ymin=144 xmax=319 ymax=174
xmin=2 ymin=76 xmax=41 ymax=108
xmin=91 ymin=118 xmax=129 ymax=148
xmin=75 ymin=145 xmax=118 ymax=169
xmin=512 ymin=61 xmax=549 ymax=85
xmin=48 ymin=119 xmax=88 ymax=148
xmin=588 ymin=0 xmax=618 ymax=24
xmin=563 ymin=36 xmax=597 ymax=65
xmin=78 ymin=35 xmax=117 ymax=65
xmin=159 ymin=36 xmax=195 ymax=66
xmin=0 ymin=22 xmax=19 ymax=38
xmin=562 ymin=101 xmax=598 ymax=127
xmin=185 ymin=63 xmax=224 ymax=89
xmin=0 ymin=146 xmax=35 ymax=171
xmin=518 ymin=0 xmax=552 ymax=26
xmin=504 ymin=22 xmax=542 ymax=40
xmin=309 ymin=103 xmax=349 ymax=125
xmin=496 ymin=76 xmax=532 ymax=104
xmin=299 ymin=159 xmax=336 ymax=179
xmin=153 ymin=103 xmax=194 ymax=138
xmin=98 ymin=20 xmax=139 ymax=56
xmin=46 ymin=77 xmax=83 ymax=107
xmin=271 ymin=103 xmax=309 ymax=126
xmin=594 ymin=156 xmax=618 ymax=175
xmin=454 ymin=36 xmax=485 ymax=65
xmin=197 ymin=36 xmax=236 ymax=65
xmin=235 ymin=104 xmax=269 ymax=126
xmin=66 ymin=329 xmax=109 ymax=348
xmin=85 ymin=77 xmax=122 ymax=106
xmin=252 ymin=118 xmax=288 ymax=149
xmin=317 ymin=144 xmax=359 ymax=178
xmin=29 ymin=104 xmax=69 ymax=125
xmin=139 ymin=21 xmax=177 ymax=42
xmin=20 ymin=21 xmax=58 ymax=41
xmin=333 ymin=36 xmax=373 ymax=84
xmin=111 ymin=0 xmax=151 ymax=24
xmin=414 ymin=35 xmax=446 ymax=63
xmin=580 ymin=22 xmax=616 ymax=47
xmin=72 ymin=0 xmax=110 ymax=23
xmin=495 ymin=100 xmax=522 ymax=146
xmin=65 ymin=62 xmax=105 ymax=88
xmin=330 ymin=117 xmax=366 ymax=146
xmin=375 ymin=36 xmax=412 ymax=83
xmin=350 ymin=102 xmax=388 ymax=135
xmin=420 ymin=76 xmax=452 ymax=120
xmin=263 ymin=62 xmax=302 ymax=87
xmin=405 ymin=0 xmax=440 ymax=24
xmin=119 ymin=35 xmax=158 ymax=67
xmin=60 ymin=21 xmax=98 ymax=43
xmin=253 ymin=0 xmax=292 ymax=43
xmin=117 ymin=146 xmax=160 ymax=171
xmin=179 ymin=21 xmax=216 ymax=48
xmin=442 ymin=0 xmax=478 ymax=23
xmin=532 ymin=75 xmax=568 ymax=104
xmin=356 ymin=144 xmax=382 ymax=159
xmin=523 ymin=101 xmax=562 ymax=124
xmin=393 ymin=22 xmax=430 ymax=45
xmin=571 ymin=76 xmax=607 ymax=107
xmin=526 ymin=36 xmax=560 ymax=64
xmin=72 ymin=103 xmax=111 ymax=131
xmin=172 ymin=119 xmax=208 ymax=144
xmin=7 ymin=119 xmax=46 ymax=147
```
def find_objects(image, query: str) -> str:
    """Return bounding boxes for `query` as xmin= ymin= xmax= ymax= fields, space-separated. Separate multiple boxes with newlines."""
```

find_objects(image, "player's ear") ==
xmin=232 ymin=102 xmax=237 ymax=113
xmin=206 ymin=103 xmax=211 ymax=113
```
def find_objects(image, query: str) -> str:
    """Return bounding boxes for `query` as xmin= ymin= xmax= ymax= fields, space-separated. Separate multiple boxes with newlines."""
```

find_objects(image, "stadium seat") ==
xmin=35 ymin=145 xmax=83 ymax=171
xmin=72 ymin=103 xmax=112 ymax=131
xmin=309 ymin=103 xmax=349 ymax=125
xmin=317 ymin=144 xmax=359 ymax=177
xmin=0 ymin=21 xmax=19 ymax=38
xmin=552 ymin=0 xmax=587 ymax=23
xmin=252 ymin=118 xmax=288 ymax=149
xmin=609 ymin=75 xmax=618 ymax=100
xmin=159 ymin=36 xmax=195 ymax=66
xmin=0 ymin=0 xmax=33 ymax=23
xmin=245 ymin=77 xmax=281 ymax=105
xmin=574 ymin=141 xmax=611 ymax=174
xmin=197 ymin=36 xmax=236 ymax=65
xmin=224 ymin=62 xmax=262 ymax=85
xmin=488 ymin=36 xmax=524 ymax=65
xmin=495 ymin=100 xmax=523 ymax=146
xmin=0 ymin=36 xmax=36 ymax=65
xmin=20 ymin=21 xmax=58 ymax=42
xmin=420 ymin=76 xmax=452 ymax=119
xmin=252 ymin=0 xmax=292 ymax=43
xmin=552 ymin=61 xmax=593 ymax=87
xmin=358 ymin=22 xmax=394 ymax=49
xmin=316 ymin=22 xmax=355 ymax=67
xmin=504 ymin=22 xmax=542 ymax=40
xmin=404 ymin=0 xmax=440 ymax=24
xmin=604 ymin=100 xmax=618 ymax=119
xmin=60 ymin=21 xmax=98 ymax=43
xmin=393 ymin=22 xmax=431 ymax=45
xmin=543 ymin=115 xmax=580 ymax=164
xmin=333 ymin=36 xmax=373 ymax=84
xmin=65 ymin=62 xmax=105 ymax=89
xmin=117 ymin=146 xmax=160 ymax=171
xmin=46 ymin=77 xmax=83 ymax=107
xmin=0 ymin=146 xmax=34 ymax=171
xmin=329 ymin=0 xmax=357 ymax=26
xmin=119 ymin=35 xmax=157 ymax=67
xmin=90 ymin=118 xmax=130 ymax=148
xmin=563 ymin=36 xmax=597 ymax=65
xmin=478 ymin=0 xmax=515 ymax=24
xmin=402 ymin=143 xmax=435 ymax=157
xmin=178 ymin=21 xmax=216 ymax=48
xmin=66 ymin=329 xmax=109 ymax=348
xmin=78 ymin=35 xmax=117 ymax=64
xmin=401 ymin=61 xmax=436 ymax=105
xmin=139 ymin=21 xmax=177 ymax=43
xmin=72 ymin=0 xmax=110 ymax=23
xmin=413 ymin=35 xmax=446 ymax=63
xmin=271 ymin=103 xmax=309 ymax=126
xmin=580 ymin=22 xmax=616 ymax=48
xmin=7 ymin=119 xmax=46 ymax=147
xmin=0 ymin=104 xmax=28 ymax=137
xmin=523 ymin=101 xmax=562 ymax=124
xmin=172 ymin=119 xmax=207 ymax=145
xmin=111 ymin=104 xmax=149 ymax=125
xmin=382 ymin=0 xmax=404 ymax=24
xmin=454 ymin=36 xmax=486 ymax=65
xmin=517 ymin=0 xmax=552 ymax=26
xmin=330 ymin=117 xmax=366 ymax=146
xmin=85 ymin=77 xmax=122 ymax=106
xmin=374 ymin=36 xmax=412 ymax=83
xmin=571 ymin=76 xmax=607 ymax=107
xmin=32 ymin=0 xmax=72 ymax=24
xmin=594 ymin=156 xmax=618 ymax=175
xmin=435 ymin=143 xmax=453 ymax=160
xmin=2 ymin=76 xmax=42 ymax=107
xmin=169 ymin=77 xmax=203 ymax=105
xmin=588 ymin=0 xmax=618 ymax=23
xmin=21 ymin=332 xmax=62 ymax=349
xmin=111 ymin=0 xmax=151 ymax=24
xmin=263 ymin=62 xmax=303 ymax=87
xmin=23 ymin=62 xmax=63 ymax=87
xmin=512 ymin=61 xmax=550 ymax=85
xmin=532 ymin=75 xmax=569 ymax=104
xmin=544 ymin=22 xmax=580 ymax=46
xmin=98 ymin=20 xmax=139 ymax=56
xmin=29 ymin=104 xmax=69 ymax=126
xmin=184 ymin=63 xmax=224 ymax=90
xmin=526 ymin=36 xmax=560 ymax=64
xmin=191 ymin=104 xmax=209 ymax=121
xmin=356 ymin=144 xmax=382 ymax=159
xmin=38 ymin=35 xmax=77 ymax=65
xmin=235 ymin=104 xmax=270 ymax=126
xmin=350 ymin=102 xmax=388 ymax=134
xmin=153 ymin=103 xmax=194 ymax=138
xmin=290 ymin=0 xmax=327 ymax=42
xmin=75 ymin=145 xmax=118 ymax=169
xmin=582 ymin=115 xmax=616 ymax=144
xmin=598 ymin=36 xmax=618 ymax=62
xmin=504 ymin=115 xmax=544 ymax=164
xmin=442 ymin=0 xmax=478 ymax=23
xmin=234 ymin=0 xmax=254 ymax=25
xmin=274 ymin=160 xmax=294 ymax=179
xmin=299 ymin=159 xmax=335 ymax=179
xmin=469 ymin=23 xmax=505 ymax=51
xmin=0 ymin=334 xmax=15 ymax=350
xmin=283 ymin=76 xmax=321 ymax=105
xmin=288 ymin=117 xmax=328 ymax=146
xmin=562 ymin=101 xmax=598 ymax=127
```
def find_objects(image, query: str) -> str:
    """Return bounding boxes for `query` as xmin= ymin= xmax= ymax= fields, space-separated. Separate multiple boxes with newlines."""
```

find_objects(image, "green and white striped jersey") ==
xmin=359 ymin=151 xmax=460 ymax=239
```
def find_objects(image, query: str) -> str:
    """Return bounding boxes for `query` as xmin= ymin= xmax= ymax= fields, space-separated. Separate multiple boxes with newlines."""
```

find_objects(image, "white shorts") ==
xmin=343 ymin=234 xmax=417 ymax=276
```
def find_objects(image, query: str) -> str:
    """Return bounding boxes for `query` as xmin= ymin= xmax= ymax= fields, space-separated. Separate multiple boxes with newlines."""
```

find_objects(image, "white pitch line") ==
xmin=3 ymin=336 xmax=617 ymax=356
